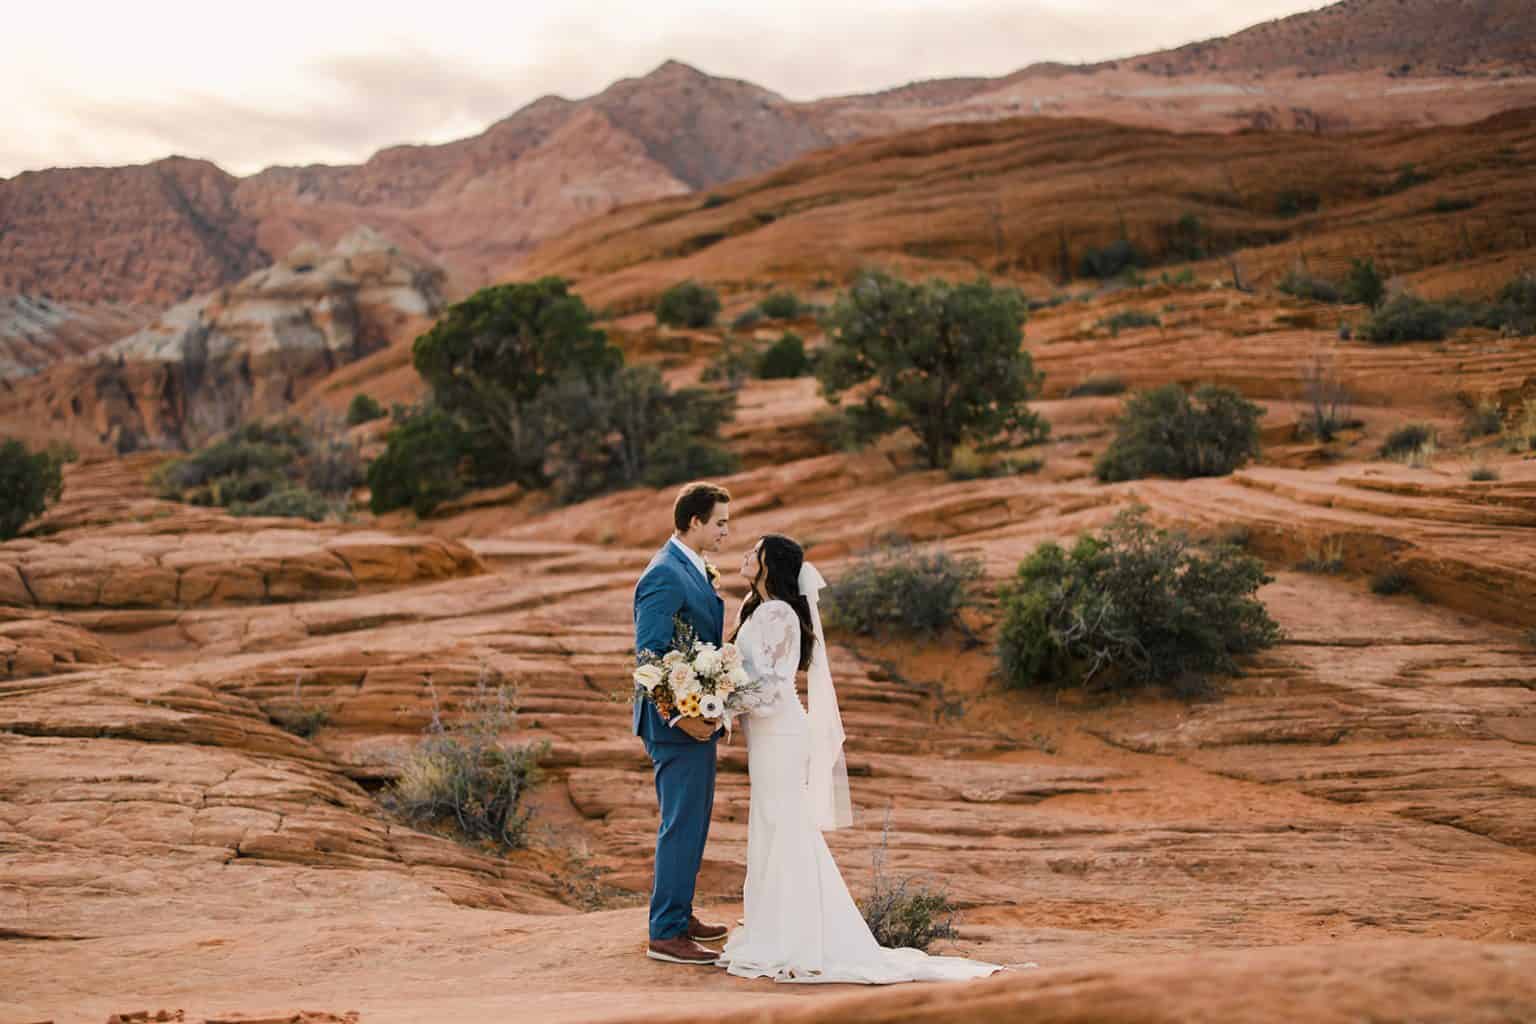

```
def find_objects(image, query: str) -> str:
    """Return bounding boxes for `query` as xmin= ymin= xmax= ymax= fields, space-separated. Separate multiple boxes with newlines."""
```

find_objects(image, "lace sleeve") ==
xmin=738 ymin=601 xmax=801 ymax=715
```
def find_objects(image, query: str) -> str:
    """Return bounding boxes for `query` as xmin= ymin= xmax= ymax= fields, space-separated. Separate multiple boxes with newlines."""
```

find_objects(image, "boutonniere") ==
xmin=705 ymin=562 xmax=722 ymax=590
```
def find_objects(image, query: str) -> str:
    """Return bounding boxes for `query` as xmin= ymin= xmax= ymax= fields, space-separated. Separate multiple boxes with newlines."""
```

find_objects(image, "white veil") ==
xmin=799 ymin=562 xmax=854 ymax=831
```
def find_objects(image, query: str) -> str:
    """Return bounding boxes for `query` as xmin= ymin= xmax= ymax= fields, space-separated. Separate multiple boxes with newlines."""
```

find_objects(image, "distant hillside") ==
xmin=525 ymin=108 xmax=1536 ymax=312
xmin=1111 ymin=0 xmax=1536 ymax=75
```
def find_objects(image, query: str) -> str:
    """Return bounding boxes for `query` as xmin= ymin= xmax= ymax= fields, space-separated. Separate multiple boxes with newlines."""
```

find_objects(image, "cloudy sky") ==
xmin=4 ymin=0 xmax=1327 ymax=179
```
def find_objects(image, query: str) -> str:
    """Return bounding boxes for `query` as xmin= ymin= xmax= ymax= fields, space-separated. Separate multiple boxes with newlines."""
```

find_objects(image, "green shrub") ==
xmin=412 ymin=278 xmax=622 ymax=491
xmin=1358 ymin=293 xmax=1451 ymax=342
xmin=823 ymin=541 xmax=982 ymax=640
xmin=1166 ymin=214 xmax=1207 ymax=262
xmin=1095 ymin=385 xmax=1263 ymax=482
xmin=701 ymin=335 xmax=762 ymax=390
xmin=996 ymin=507 xmax=1281 ymax=695
xmin=756 ymin=291 xmax=804 ymax=320
xmin=346 ymin=392 xmax=385 ymax=426
xmin=655 ymin=280 xmax=721 ymax=328
xmin=230 ymin=486 xmax=332 ymax=522
xmin=384 ymin=679 xmax=546 ymax=851
xmin=757 ymin=332 xmax=812 ymax=379
xmin=378 ymin=280 xmax=734 ymax=511
xmin=367 ymin=406 xmax=469 ymax=516
xmin=1379 ymin=423 xmax=1436 ymax=460
xmin=858 ymin=813 xmax=958 ymax=952
xmin=1278 ymin=269 xmax=1343 ymax=304
xmin=304 ymin=440 xmax=365 ymax=496
xmin=1468 ymin=464 xmax=1501 ymax=482
xmin=154 ymin=418 xmax=361 ymax=521
xmin=1067 ymin=376 xmax=1128 ymax=398
xmin=0 ymin=439 xmax=66 ymax=540
xmin=639 ymin=433 xmax=738 ymax=489
xmin=1432 ymin=196 xmax=1478 ymax=214
xmin=731 ymin=308 xmax=764 ymax=331
xmin=1098 ymin=309 xmax=1161 ymax=335
xmin=534 ymin=366 xmax=738 ymax=502
xmin=1078 ymin=239 xmax=1142 ymax=279
xmin=1344 ymin=258 xmax=1386 ymax=310
xmin=1490 ymin=273 xmax=1536 ymax=335
xmin=1276 ymin=190 xmax=1321 ymax=217
xmin=1370 ymin=569 xmax=1413 ymax=596
xmin=819 ymin=270 xmax=1048 ymax=469
xmin=701 ymin=194 xmax=729 ymax=209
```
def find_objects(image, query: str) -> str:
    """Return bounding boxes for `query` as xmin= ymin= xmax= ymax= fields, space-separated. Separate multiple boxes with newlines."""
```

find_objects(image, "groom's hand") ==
xmin=677 ymin=717 xmax=717 ymax=742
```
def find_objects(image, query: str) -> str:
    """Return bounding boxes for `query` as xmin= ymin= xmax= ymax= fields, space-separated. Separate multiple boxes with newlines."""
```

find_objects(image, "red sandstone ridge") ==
xmin=524 ymin=108 xmax=1536 ymax=312
xmin=0 ymin=228 xmax=444 ymax=452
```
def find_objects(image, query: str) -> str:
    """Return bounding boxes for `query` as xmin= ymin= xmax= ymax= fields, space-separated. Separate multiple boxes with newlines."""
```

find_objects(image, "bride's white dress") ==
xmin=716 ymin=600 xmax=1002 ymax=984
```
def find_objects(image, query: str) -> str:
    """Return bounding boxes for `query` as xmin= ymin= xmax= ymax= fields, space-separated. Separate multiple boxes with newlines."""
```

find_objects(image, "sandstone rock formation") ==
xmin=0 ymin=296 xmax=152 ymax=380
xmin=0 ymin=228 xmax=444 ymax=452
xmin=4 ymin=402 xmax=1535 ymax=1020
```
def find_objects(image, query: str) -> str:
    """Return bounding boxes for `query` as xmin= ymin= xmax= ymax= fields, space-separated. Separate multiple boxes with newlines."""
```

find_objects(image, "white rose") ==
xmin=670 ymin=664 xmax=701 ymax=697
xmin=728 ymin=666 xmax=750 ymax=689
xmin=634 ymin=664 xmax=664 ymax=693
xmin=693 ymin=646 xmax=722 ymax=676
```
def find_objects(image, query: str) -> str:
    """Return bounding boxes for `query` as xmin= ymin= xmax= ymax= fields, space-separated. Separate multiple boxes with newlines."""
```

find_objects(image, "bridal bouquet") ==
xmin=635 ymin=619 xmax=757 ymax=726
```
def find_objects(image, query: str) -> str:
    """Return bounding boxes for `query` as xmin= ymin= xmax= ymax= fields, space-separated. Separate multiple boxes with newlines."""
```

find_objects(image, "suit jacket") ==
xmin=633 ymin=542 xmax=726 ymax=744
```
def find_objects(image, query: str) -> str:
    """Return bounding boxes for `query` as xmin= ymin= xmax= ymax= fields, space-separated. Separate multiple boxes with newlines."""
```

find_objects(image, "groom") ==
xmin=633 ymin=481 xmax=732 ymax=965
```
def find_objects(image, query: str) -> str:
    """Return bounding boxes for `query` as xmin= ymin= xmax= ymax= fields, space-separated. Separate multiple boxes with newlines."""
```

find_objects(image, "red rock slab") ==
xmin=0 ymin=528 xmax=483 ymax=610
xmin=597 ymin=938 xmax=1536 ymax=1024
xmin=0 ymin=611 xmax=122 ymax=680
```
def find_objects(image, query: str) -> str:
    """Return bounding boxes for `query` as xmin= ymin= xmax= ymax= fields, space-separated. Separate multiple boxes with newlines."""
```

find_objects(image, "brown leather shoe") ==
xmin=647 ymin=936 xmax=719 ymax=965
xmin=687 ymin=915 xmax=729 ymax=943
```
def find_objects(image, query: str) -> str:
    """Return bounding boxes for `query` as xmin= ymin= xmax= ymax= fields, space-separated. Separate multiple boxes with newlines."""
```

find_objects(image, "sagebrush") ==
xmin=1095 ymin=385 xmax=1263 ymax=482
xmin=384 ymin=675 xmax=548 ymax=851
xmin=996 ymin=507 xmax=1281 ymax=696
xmin=857 ymin=810 xmax=959 ymax=952
xmin=823 ymin=541 xmax=982 ymax=640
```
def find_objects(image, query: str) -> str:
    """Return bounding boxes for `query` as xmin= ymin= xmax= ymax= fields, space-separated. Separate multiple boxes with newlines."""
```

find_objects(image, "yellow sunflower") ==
xmin=678 ymin=693 xmax=702 ymax=717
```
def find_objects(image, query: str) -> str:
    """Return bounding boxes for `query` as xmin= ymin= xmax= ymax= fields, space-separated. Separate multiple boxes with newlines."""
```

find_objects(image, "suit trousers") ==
xmin=644 ymin=735 xmax=718 ymax=940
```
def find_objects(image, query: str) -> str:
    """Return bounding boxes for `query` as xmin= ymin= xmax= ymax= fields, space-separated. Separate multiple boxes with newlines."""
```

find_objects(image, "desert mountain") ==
xmin=1105 ymin=0 xmax=1536 ymax=75
xmin=4 ymin=0 xmax=1536 ymax=314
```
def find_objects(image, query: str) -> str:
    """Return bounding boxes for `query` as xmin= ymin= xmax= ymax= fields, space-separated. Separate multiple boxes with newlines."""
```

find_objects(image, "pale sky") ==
xmin=3 ymin=0 xmax=1328 ymax=180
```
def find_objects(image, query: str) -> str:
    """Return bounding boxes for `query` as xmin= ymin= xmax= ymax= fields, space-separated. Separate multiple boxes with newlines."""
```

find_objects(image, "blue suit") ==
xmin=634 ymin=541 xmax=725 ymax=940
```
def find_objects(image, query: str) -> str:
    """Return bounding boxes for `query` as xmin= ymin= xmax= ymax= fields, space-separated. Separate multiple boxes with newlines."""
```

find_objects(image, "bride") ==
xmin=715 ymin=533 xmax=1004 ymax=984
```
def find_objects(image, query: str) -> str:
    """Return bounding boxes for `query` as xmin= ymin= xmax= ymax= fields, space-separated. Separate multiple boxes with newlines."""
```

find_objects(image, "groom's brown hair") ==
xmin=674 ymin=482 xmax=731 ymax=532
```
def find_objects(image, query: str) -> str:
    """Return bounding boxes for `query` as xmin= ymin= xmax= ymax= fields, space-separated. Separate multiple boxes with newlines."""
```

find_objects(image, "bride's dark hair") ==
xmin=732 ymin=533 xmax=816 ymax=671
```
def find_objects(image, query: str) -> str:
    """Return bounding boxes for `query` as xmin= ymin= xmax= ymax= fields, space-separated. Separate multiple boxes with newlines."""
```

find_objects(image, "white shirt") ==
xmin=669 ymin=535 xmax=709 ymax=583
